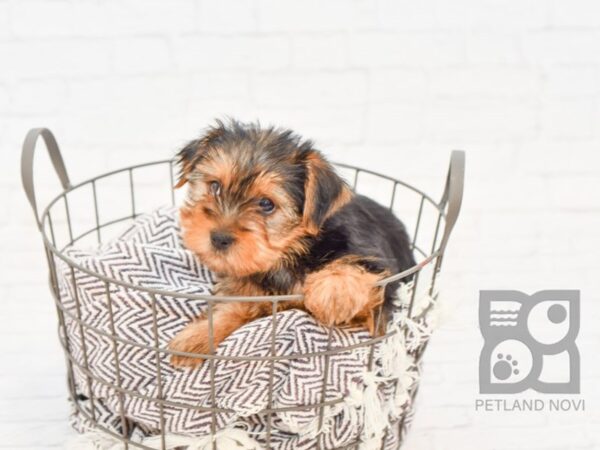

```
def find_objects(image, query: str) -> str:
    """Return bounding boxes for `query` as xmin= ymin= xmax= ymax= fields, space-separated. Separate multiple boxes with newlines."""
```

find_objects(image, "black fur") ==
xmin=178 ymin=119 xmax=315 ymax=215
xmin=180 ymin=120 xmax=415 ymax=313
xmin=302 ymin=156 xmax=344 ymax=228
xmin=306 ymin=194 xmax=415 ymax=275
xmin=308 ymin=194 xmax=416 ymax=315
xmin=259 ymin=194 xmax=416 ymax=313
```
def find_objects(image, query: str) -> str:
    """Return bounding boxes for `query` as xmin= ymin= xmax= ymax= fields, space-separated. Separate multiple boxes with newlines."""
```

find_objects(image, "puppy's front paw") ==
xmin=168 ymin=319 xmax=210 ymax=368
xmin=303 ymin=260 xmax=383 ymax=329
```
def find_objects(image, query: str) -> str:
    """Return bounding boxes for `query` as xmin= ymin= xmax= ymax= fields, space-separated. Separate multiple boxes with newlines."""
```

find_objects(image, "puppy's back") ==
xmin=309 ymin=194 xmax=415 ymax=277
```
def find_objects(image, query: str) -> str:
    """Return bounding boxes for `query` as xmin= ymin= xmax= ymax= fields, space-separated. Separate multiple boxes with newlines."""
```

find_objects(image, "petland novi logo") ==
xmin=475 ymin=290 xmax=584 ymax=412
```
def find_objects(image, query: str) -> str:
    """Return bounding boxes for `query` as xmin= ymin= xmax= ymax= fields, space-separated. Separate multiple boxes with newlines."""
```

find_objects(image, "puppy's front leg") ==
xmin=169 ymin=301 xmax=270 ymax=368
xmin=303 ymin=257 xmax=385 ymax=334
xmin=169 ymin=278 xmax=274 ymax=368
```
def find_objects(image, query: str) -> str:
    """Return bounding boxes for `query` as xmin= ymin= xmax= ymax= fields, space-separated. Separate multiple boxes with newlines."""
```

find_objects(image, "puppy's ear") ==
xmin=302 ymin=150 xmax=352 ymax=233
xmin=174 ymin=139 xmax=201 ymax=188
xmin=174 ymin=123 xmax=225 ymax=188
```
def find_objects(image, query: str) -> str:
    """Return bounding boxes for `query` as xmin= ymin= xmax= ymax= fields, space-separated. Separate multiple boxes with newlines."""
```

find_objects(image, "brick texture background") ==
xmin=1 ymin=1 xmax=599 ymax=449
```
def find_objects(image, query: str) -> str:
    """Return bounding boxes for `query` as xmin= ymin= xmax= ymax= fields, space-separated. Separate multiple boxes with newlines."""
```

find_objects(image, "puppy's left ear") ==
xmin=302 ymin=150 xmax=352 ymax=233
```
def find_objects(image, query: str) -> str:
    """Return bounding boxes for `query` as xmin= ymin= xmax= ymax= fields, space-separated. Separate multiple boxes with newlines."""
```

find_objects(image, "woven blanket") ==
xmin=56 ymin=206 xmax=433 ymax=450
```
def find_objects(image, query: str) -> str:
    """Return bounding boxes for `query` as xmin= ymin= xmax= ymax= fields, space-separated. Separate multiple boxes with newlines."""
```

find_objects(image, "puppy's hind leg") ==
xmin=303 ymin=256 xmax=387 ymax=335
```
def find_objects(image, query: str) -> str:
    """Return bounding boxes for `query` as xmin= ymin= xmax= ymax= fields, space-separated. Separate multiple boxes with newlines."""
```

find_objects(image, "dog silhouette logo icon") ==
xmin=479 ymin=290 xmax=580 ymax=394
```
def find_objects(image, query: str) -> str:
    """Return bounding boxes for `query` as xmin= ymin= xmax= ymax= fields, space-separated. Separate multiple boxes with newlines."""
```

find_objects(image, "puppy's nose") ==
xmin=210 ymin=230 xmax=235 ymax=251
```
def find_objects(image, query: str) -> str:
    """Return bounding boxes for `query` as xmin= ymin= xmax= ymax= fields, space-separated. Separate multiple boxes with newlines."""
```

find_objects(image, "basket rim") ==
xmin=39 ymin=158 xmax=446 ymax=302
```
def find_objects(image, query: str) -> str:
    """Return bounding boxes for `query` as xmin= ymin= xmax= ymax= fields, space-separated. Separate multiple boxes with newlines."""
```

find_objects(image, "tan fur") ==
xmin=175 ymin=126 xmax=226 ymax=188
xmin=169 ymin=302 xmax=264 ymax=367
xmin=179 ymin=151 xmax=316 ymax=277
xmin=303 ymin=256 xmax=386 ymax=335
xmin=302 ymin=152 xmax=353 ymax=234
xmin=169 ymin=126 xmax=380 ymax=369
xmin=169 ymin=279 xmax=303 ymax=367
xmin=169 ymin=256 xmax=386 ymax=367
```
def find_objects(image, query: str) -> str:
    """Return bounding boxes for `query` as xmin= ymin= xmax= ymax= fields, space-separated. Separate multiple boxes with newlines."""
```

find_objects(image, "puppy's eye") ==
xmin=258 ymin=198 xmax=275 ymax=214
xmin=209 ymin=181 xmax=221 ymax=195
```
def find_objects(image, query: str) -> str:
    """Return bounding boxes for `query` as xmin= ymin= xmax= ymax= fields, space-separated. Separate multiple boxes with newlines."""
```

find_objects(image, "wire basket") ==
xmin=21 ymin=128 xmax=464 ymax=450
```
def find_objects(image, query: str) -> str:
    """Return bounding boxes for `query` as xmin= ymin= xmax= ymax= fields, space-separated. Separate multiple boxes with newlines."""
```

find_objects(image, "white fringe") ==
xmin=346 ymin=371 xmax=391 ymax=445
xmin=396 ymin=281 xmax=416 ymax=308
xmin=377 ymin=323 xmax=409 ymax=377
xmin=65 ymin=429 xmax=125 ymax=450
xmin=339 ymin=281 xmax=439 ymax=447
xmin=143 ymin=428 xmax=263 ymax=450
xmin=375 ymin=323 xmax=416 ymax=414
xmin=360 ymin=437 xmax=386 ymax=450
xmin=67 ymin=427 xmax=264 ymax=450
xmin=280 ymin=403 xmax=344 ymax=439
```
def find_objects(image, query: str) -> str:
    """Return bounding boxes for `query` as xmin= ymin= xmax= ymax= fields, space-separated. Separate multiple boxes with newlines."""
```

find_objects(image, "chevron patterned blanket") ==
xmin=57 ymin=207 xmax=431 ymax=450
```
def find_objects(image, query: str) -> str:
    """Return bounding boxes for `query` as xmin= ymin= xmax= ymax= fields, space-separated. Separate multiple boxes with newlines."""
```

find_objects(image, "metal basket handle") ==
xmin=438 ymin=150 xmax=465 ymax=253
xmin=21 ymin=128 xmax=71 ymax=227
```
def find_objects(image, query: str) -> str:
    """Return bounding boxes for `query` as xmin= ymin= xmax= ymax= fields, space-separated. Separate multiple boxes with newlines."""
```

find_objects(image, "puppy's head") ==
xmin=176 ymin=120 xmax=352 ymax=277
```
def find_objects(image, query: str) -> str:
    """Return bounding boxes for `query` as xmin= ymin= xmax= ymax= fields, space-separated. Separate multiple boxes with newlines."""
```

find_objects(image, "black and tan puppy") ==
xmin=169 ymin=120 xmax=415 ymax=367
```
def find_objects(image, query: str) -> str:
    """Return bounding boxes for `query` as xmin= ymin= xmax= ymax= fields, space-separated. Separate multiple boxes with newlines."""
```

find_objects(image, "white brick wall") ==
xmin=1 ymin=1 xmax=599 ymax=448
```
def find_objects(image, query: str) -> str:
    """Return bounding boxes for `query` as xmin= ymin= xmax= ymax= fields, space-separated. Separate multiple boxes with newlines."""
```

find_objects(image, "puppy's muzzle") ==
xmin=210 ymin=230 xmax=235 ymax=251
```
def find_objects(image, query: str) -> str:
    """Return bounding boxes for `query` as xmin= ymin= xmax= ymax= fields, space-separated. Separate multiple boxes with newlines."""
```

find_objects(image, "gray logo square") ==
xmin=479 ymin=290 xmax=580 ymax=394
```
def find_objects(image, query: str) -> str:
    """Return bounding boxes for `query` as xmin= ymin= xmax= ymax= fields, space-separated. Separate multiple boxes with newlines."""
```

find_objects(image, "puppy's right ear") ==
xmin=174 ymin=139 xmax=201 ymax=188
xmin=174 ymin=123 xmax=225 ymax=188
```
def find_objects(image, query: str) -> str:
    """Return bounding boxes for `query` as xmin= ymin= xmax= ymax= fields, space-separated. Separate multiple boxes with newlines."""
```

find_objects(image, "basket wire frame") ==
xmin=21 ymin=128 xmax=464 ymax=450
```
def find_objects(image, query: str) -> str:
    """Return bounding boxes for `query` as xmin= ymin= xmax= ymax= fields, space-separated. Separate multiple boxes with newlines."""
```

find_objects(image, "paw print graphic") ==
xmin=493 ymin=353 xmax=519 ymax=381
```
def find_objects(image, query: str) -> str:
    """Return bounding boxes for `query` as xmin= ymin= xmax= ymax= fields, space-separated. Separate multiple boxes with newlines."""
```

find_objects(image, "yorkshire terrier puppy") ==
xmin=169 ymin=120 xmax=415 ymax=367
